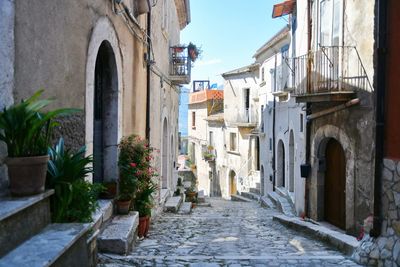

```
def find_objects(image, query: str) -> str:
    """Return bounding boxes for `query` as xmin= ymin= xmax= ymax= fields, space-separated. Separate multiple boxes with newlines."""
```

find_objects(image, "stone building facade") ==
xmin=0 ymin=0 xmax=190 ymax=202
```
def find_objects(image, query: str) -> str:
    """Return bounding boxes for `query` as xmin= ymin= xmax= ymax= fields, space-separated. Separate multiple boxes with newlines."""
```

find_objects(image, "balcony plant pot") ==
xmin=6 ymin=155 xmax=49 ymax=196
xmin=116 ymin=199 xmax=131 ymax=215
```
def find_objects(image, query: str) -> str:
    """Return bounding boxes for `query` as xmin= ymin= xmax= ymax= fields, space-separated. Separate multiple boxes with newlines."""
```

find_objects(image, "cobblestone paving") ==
xmin=99 ymin=198 xmax=361 ymax=266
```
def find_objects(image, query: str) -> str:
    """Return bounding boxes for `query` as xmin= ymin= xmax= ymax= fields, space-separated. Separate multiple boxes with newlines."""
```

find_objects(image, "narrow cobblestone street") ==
xmin=99 ymin=198 xmax=361 ymax=266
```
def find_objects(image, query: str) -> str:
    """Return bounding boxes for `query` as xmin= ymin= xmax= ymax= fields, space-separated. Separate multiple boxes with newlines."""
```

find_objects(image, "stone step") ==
xmin=267 ymin=191 xmax=295 ymax=217
xmin=0 ymin=190 xmax=54 ymax=257
xmin=159 ymin=189 xmax=171 ymax=205
xmin=260 ymin=196 xmax=276 ymax=209
xmin=230 ymin=194 xmax=252 ymax=202
xmin=249 ymin=187 xmax=261 ymax=195
xmin=0 ymin=223 xmax=91 ymax=267
xmin=98 ymin=211 xmax=139 ymax=255
xmin=164 ymin=196 xmax=183 ymax=213
xmin=240 ymin=191 xmax=260 ymax=201
xmin=177 ymin=202 xmax=192 ymax=214
xmin=197 ymin=190 xmax=205 ymax=203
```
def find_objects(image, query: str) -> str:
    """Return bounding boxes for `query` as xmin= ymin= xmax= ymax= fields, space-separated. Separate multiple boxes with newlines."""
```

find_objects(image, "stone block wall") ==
xmin=353 ymin=158 xmax=400 ymax=266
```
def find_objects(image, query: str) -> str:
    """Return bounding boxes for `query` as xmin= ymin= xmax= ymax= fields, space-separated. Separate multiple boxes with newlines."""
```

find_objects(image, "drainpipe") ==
xmin=145 ymin=2 xmax=151 ymax=140
xmin=370 ymin=0 xmax=387 ymax=238
xmin=272 ymin=54 xmax=278 ymax=191
xmin=304 ymin=0 xmax=312 ymax=218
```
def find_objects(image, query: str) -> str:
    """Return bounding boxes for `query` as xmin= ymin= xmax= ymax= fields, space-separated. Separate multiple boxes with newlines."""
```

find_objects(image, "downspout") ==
xmin=145 ymin=2 xmax=151 ymax=140
xmin=272 ymin=54 xmax=277 ymax=191
xmin=370 ymin=0 xmax=387 ymax=238
xmin=304 ymin=0 xmax=312 ymax=218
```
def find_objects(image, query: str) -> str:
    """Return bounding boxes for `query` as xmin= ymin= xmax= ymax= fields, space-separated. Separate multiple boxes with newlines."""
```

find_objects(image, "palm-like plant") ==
xmin=47 ymin=138 xmax=103 ymax=223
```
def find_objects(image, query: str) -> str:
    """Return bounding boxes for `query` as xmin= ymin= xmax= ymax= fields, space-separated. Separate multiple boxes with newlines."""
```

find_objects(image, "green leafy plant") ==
xmin=0 ymin=90 xmax=79 ymax=157
xmin=187 ymin=42 xmax=202 ymax=62
xmin=47 ymin=138 xmax=103 ymax=223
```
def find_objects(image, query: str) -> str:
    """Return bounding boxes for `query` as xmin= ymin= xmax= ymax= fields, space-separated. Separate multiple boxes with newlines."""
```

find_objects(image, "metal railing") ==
xmin=235 ymin=108 xmax=258 ymax=124
xmin=293 ymin=46 xmax=372 ymax=95
xmin=170 ymin=46 xmax=191 ymax=78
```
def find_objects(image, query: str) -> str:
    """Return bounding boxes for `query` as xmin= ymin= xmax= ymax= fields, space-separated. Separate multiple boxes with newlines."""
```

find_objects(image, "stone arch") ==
xmin=289 ymin=130 xmax=295 ymax=192
xmin=85 ymin=17 xmax=123 ymax=183
xmin=161 ymin=117 xmax=169 ymax=189
xmin=276 ymin=139 xmax=285 ymax=188
xmin=311 ymin=125 xmax=355 ymax=231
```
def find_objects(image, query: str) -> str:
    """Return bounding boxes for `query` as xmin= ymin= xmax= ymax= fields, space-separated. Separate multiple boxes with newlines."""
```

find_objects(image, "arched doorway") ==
xmin=93 ymin=40 xmax=119 ymax=183
xmin=324 ymin=138 xmax=346 ymax=229
xmin=289 ymin=131 xmax=294 ymax=192
xmin=260 ymin=165 xmax=265 ymax=196
xmin=161 ymin=118 xmax=168 ymax=188
xmin=229 ymin=170 xmax=237 ymax=196
xmin=276 ymin=140 xmax=285 ymax=188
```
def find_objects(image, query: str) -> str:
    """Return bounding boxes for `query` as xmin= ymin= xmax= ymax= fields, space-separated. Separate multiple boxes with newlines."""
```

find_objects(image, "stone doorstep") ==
xmin=267 ymin=192 xmax=295 ymax=216
xmin=159 ymin=189 xmax=171 ymax=205
xmin=98 ymin=211 xmax=139 ymax=255
xmin=273 ymin=214 xmax=359 ymax=255
xmin=91 ymin=200 xmax=114 ymax=234
xmin=164 ymin=196 xmax=182 ymax=213
xmin=177 ymin=202 xmax=192 ymax=214
xmin=0 ymin=223 xmax=91 ymax=267
xmin=240 ymin=191 xmax=260 ymax=201
xmin=0 ymin=189 xmax=54 ymax=221
xmin=230 ymin=194 xmax=252 ymax=202
xmin=260 ymin=196 xmax=276 ymax=209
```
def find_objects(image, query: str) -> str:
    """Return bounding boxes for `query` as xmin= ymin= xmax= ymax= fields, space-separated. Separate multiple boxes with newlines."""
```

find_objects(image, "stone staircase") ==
xmin=164 ymin=195 xmax=193 ymax=214
xmin=0 ymin=190 xmax=92 ymax=267
xmin=267 ymin=189 xmax=296 ymax=217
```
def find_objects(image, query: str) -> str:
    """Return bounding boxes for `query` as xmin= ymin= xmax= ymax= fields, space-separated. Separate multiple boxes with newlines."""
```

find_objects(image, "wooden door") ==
xmin=324 ymin=139 xmax=346 ymax=229
xmin=230 ymin=172 xmax=237 ymax=195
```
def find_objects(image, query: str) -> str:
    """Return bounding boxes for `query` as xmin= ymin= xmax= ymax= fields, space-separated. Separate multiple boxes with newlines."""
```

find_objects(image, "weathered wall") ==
xmin=149 ymin=0 xmax=181 ymax=195
xmin=0 ymin=0 xmax=15 ymax=195
xmin=309 ymin=103 xmax=375 ymax=234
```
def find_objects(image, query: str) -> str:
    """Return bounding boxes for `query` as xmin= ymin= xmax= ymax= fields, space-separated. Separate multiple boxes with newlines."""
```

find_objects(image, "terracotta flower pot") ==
xmin=144 ymin=216 xmax=151 ymax=237
xmin=138 ymin=216 xmax=148 ymax=238
xmin=116 ymin=199 xmax=131 ymax=215
xmin=6 ymin=155 xmax=49 ymax=196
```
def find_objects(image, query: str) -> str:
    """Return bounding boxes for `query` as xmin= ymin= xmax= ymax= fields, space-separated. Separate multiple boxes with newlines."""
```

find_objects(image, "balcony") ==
xmin=170 ymin=46 xmax=191 ymax=85
xmin=293 ymin=46 xmax=372 ymax=103
xmin=233 ymin=108 xmax=258 ymax=128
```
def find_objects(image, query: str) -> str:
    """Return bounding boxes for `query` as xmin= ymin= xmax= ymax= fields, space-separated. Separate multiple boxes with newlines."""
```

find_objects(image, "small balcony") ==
xmin=272 ymin=60 xmax=292 ymax=99
xmin=170 ymin=46 xmax=191 ymax=85
xmin=293 ymin=46 xmax=372 ymax=103
xmin=233 ymin=108 xmax=258 ymax=128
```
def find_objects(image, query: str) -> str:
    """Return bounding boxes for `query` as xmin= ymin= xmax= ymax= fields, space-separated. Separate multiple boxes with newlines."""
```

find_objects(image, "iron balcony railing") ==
xmin=235 ymin=108 xmax=258 ymax=125
xmin=293 ymin=46 xmax=372 ymax=95
xmin=170 ymin=46 xmax=191 ymax=84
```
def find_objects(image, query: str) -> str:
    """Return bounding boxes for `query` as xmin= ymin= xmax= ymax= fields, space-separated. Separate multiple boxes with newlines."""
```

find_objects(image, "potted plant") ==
xmin=0 ymin=90 xmax=78 ymax=196
xmin=187 ymin=42 xmax=202 ymax=62
xmin=185 ymin=184 xmax=197 ymax=203
xmin=135 ymin=180 xmax=157 ymax=238
xmin=47 ymin=138 xmax=103 ymax=222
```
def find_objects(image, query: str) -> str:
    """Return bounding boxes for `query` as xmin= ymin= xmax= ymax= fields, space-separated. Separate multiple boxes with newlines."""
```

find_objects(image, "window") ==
xmin=269 ymin=138 xmax=272 ymax=151
xmin=243 ymin=88 xmax=250 ymax=122
xmin=192 ymin=111 xmax=196 ymax=129
xmin=270 ymin=68 xmax=276 ymax=92
xmin=209 ymin=131 xmax=214 ymax=147
xmin=230 ymin=132 xmax=237 ymax=151
xmin=319 ymin=0 xmax=341 ymax=46
xmin=261 ymin=105 xmax=265 ymax=132
xmin=300 ymin=113 xmax=304 ymax=132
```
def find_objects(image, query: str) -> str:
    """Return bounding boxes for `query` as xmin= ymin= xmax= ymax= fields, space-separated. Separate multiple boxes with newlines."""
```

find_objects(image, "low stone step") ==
xmin=267 ymin=191 xmax=295 ymax=216
xmin=230 ymin=194 xmax=252 ymax=202
xmin=241 ymin=191 xmax=260 ymax=201
xmin=249 ymin=187 xmax=260 ymax=195
xmin=273 ymin=214 xmax=359 ymax=255
xmin=0 ymin=190 xmax=54 ymax=257
xmin=91 ymin=200 xmax=113 ymax=233
xmin=159 ymin=189 xmax=171 ymax=205
xmin=0 ymin=223 xmax=91 ymax=267
xmin=98 ymin=211 xmax=139 ymax=255
xmin=164 ymin=196 xmax=183 ymax=213
xmin=260 ymin=196 xmax=276 ymax=209
xmin=177 ymin=202 xmax=192 ymax=214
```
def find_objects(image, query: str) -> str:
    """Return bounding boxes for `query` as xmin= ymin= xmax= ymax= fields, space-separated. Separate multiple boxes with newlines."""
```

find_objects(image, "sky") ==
xmin=181 ymin=0 xmax=288 ymax=89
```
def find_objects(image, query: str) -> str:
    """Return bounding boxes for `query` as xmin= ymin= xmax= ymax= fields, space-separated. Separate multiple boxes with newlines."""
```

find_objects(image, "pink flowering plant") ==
xmin=118 ymin=135 xmax=158 ymax=214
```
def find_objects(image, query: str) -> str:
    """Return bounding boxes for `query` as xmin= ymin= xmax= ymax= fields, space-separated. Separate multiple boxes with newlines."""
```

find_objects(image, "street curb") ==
xmin=273 ymin=214 xmax=360 ymax=255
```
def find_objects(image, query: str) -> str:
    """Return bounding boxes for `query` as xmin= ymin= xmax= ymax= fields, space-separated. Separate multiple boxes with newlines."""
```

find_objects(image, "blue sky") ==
xmin=181 ymin=0 xmax=288 ymax=88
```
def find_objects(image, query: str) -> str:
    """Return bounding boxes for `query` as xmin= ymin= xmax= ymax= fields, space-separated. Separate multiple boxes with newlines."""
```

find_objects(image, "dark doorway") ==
xmin=324 ymin=138 xmax=346 ymax=229
xmin=277 ymin=140 xmax=285 ymax=188
xmin=229 ymin=170 xmax=237 ymax=196
xmin=93 ymin=41 xmax=118 ymax=183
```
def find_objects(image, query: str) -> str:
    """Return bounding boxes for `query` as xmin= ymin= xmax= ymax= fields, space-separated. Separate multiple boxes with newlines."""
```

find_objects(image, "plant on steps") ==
xmin=47 ymin=138 xmax=103 ymax=223
xmin=0 ymin=89 xmax=79 ymax=196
